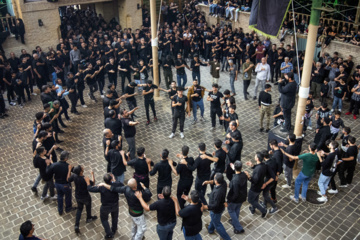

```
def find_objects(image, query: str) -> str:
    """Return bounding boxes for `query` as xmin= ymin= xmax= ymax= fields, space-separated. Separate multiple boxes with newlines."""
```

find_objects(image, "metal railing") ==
xmin=0 ymin=16 xmax=16 ymax=33
xmin=287 ymin=12 xmax=360 ymax=32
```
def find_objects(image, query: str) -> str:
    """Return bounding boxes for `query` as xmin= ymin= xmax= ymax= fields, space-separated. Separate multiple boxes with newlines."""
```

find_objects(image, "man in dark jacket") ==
xmin=87 ymin=173 xmax=123 ymax=239
xmin=314 ymin=117 xmax=332 ymax=170
xmin=245 ymin=152 xmax=275 ymax=218
xmin=278 ymin=72 xmax=297 ymax=132
xmin=99 ymin=178 xmax=152 ymax=240
xmin=224 ymin=130 xmax=243 ymax=181
xmin=66 ymin=72 xmax=79 ymax=114
xmin=226 ymin=161 xmax=247 ymax=234
xmin=203 ymin=173 xmax=231 ymax=240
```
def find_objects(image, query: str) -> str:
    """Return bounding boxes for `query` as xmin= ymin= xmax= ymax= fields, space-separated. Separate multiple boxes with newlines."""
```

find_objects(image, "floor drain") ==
xmin=305 ymin=189 xmax=328 ymax=207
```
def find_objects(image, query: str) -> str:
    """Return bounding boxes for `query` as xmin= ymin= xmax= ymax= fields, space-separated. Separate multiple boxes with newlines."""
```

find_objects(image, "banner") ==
xmin=249 ymin=0 xmax=292 ymax=38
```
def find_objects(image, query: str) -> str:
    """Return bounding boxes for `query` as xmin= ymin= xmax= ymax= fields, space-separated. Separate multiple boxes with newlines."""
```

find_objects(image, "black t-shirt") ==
xmin=192 ymin=86 xmax=203 ymax=102
xmin=104 ymin=117 xmax=122 ymax=136
xmin=208 ymin=91 xmax=223 ymax=109
xmin=283 ymin=144 xmax=297 ymax=168
xmin=189 ymin=153 xmax=213 ymax=178
xmin=214 ymin=149 xmax=226 ymax=173
xmin=121 ymin=118 xmax=136 ymax=138
xmin=321 ymin=151 xmax=338 ymax=176
xmin=149 ymin=198 xmax=176 ymax=226
xmin=173 ymin=95 xmax=188 ymax=113
xmin=127 ymin=157 xmax=149 ymax=176
xmin=150 ymin=160 xmax=176 ymax=187
xmin=346 ymin=145 xmax=358 ymax=163
xmin=68 ymin=174 xmax=94 ymax=199
xmin=175 ymin=59 xmax=187 ymax=75
xmin=179 ymin=203 xmax=203 ymax=236
xmin=176 ymin=157 xmax=194 ymax=181
xmin=125 ymin=86 xmax=136 ymax=101
xmin=143 ymin=84 xmax=158 ymax=101
xmin=333 ymin=82 xmax=347 ymax=98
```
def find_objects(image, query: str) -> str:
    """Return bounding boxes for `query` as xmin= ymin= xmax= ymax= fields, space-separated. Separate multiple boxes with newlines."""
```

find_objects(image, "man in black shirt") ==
xmin=245 ymin=152 xmax=275 ymax=218
xmin=104 ymin=110 xmax=122 ymax=140
xmin=269 ymin=139 xmax=283 ymax=204
xmin=279 ymin=133 xmax=298 ymax=188
xmin=127 ymin=147 xmax=153 ymax=189
xmin=100 ymin=178 xmax=152 ymax=240
xmin=123 ymin=82 xmax=142 ymax=120
xmin=175 ymin=146 xmax=195 ymax=209
xmin=202 ymin=173 xmax=231 ymax=240
xmin=46 ymin=151 xmax=76 ymax=215
xmin=149 ymin=149 xmax=177 ymax=195
xmin=120 ymin=109 xmax=139 ymax=160
xmin=175 ymin=53 xmax=190 ymax=88
xmin=180 ymin=142 xmax=213 ymax=205
xmin=261 ymin=150 xmax=279 ymax=213
xmin=169 ymin=87 xmax=188 ymax=139
xmin=338 ymin=136 xmax=358 ymax=187
xmin=227 ymin=161 xmax=247 ymax=234
xmin=105 ymin=140 xmax=128 ymax=184
xmin=118 ymin=55 xmax=132 ymax=93
xmin=174 ymin=190 xmax=203 ymax=239
xmin=136 ymin=186 xmax=177 ymax=239
xmin=87 ymin=173 xmax=123 ymax=239
xmin=278 ymin=72 xmax=297 ymax=132
xmin=66 ymin=72 xmax=79 ymax=114
xmin=190 ymin=54 xmax=207 ymax=85
xmin=207 ymin=84 xmax=224 ymax=129
xmin=103 ymin=128 xmax=118 ymax=173
xmin=67 ymin=165 xmax=97 ymax=235
xmin=258 ymin=84 xmax=272 ymax=132
xmin=142 ymin=80 xmax=158 ymax=125
xmin=224 ymin=129 xmax=243 ymax=180
xmin=187 ymin=79 xmax=206 ymax=125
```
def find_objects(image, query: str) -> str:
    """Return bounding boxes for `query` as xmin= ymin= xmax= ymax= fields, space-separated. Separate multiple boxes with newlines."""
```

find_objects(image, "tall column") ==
xmin=149 ymin=0 xmax=160 ymax=97
xmin=293 ymin=0 xmax=323 ymax=137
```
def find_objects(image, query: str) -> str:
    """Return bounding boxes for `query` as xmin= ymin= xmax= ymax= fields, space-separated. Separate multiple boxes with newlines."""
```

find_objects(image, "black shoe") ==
xmin=274 ymin=82 xmax=279 ymax=85
xmin=56 ymin=147 xmax=64 ymax=152
xmin=65 ymin=207 xmax=77 ymax=213
xmin=104 ymin=234 xmax=114 ymax=239
xmin=59 ymin=211 xmax=63 ymax=216
xmin=56 ymin=140 xmax=64 ymax=144
xmin=61 ymin=124 xmax=68 ymax=128
xmin=259 ymin=128 xmax=264 ymax=132
xmin=74 ymin=112 xmax=80 ymax=115
xmin=249 ymin=206 xmax=255 ymax=215
xmin=28 ymin=98 xmax=32 ymax=101
xmin=75 ymin=226 xmax=80 ymax=235
xmin=0 ymin=114 xmax=4 ymax=119
xmin=111 ymin=229 xmax=117 ymax=235
xmin=253 ymin=96 xmax=257 ymax=100
xmin=86 ymin=216 xmax=98 ymax=223
xmin=244 ymin=97 xmax=248 ymax=100
xmin=58 ymin=130 xmax=65 ymax=133
xmin=31 ymin=187 xmax=38 ymax=194
xmin=3 ymin=113 xmax=9 ymax=117
xmin=234 ymin=229 xmax=245 ymax=234
xmin=261 ymin=209 xmax=268 ymax=218
xmin=265 ymin=129 xmax=270 ymax=133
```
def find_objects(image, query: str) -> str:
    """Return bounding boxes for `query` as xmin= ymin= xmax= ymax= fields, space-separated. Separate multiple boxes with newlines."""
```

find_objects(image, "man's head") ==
xmin=193 ymin=79 xmax=198 ymax=86
xmin=288 ymin=133 xmax=296 ymax=143
xmin=103 ymin=173 xmax=112 ymax=184
xmin=137 ymin=147 xmax=145 ymax=157
xmin=147 ymin=80 xmax=152 ymax=86
xmin=190 ymin=190 xmax=200 ymax=204
xmin=255 ymin=151 xmax=264 ymax=163
xmin=269 ymin=139 xmax=278 ymax=149
xmin=230 ymin=121 xmax=237 ymax=130
xmin=162 ymin=186 xmax=171 ymax=199
xmin=73 ymin=165 xmax=84 ymax=176
xmin=161 ymin=149 xmax=169 ymax=160
xmin=309 ymin=142 xmax=317 ymax=152
xmin=212 ymin=83 xmax=219 ymax=92
xmin=177 ymin=87 xmax=184 ymax=96
xmin=111 ymin=140 xmax=121 ymax=150
xmin=214 ymin=172 xmax=224 ymax=185
xmin=234 ymin=161 xmax=242 ymax=172
xmin=60 ymin=151 xmax=70 ymax=162
xmin=214 ymin=138 xmax=222 ymax=149
xmin=42 ymin=85 xmax=51 ymax=93
xmin=198 ymin=142 xmax=206 ymax=152
xmin=261 ymin=57 xmax=266 ymax=64
xmin=20 ymin=220 xmax=34 ymax=237
xmin=265 ymin=84 xmax=272 ymax=92
xmin=231 ymin=131 xmax=241 ymax=142
xmin=109 ymin=110 xmax=116 ymax=118
xmin=103 ymin=128 xmax=113 ymax=138
xmin=128 ymin=178 xmax=137 ymax=190
xmin=36 ymin=146 xmax=46 ymax=156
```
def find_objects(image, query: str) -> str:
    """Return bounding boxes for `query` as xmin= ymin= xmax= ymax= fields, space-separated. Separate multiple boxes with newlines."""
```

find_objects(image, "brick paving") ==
xmin=0 ymin=65 xmax=359 ymax=240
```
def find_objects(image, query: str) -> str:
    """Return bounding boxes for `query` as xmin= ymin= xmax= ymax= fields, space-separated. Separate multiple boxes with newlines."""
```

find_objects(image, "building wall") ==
xmin=198 ymin=4 xmax=360 ymax=67
xmin=117 ymin=0 xmax=142 ymax=30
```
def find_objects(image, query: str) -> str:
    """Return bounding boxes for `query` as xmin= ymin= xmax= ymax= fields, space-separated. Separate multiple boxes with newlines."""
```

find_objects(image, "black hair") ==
xmin=348 ymin=136 xmax=356 ymax=144
xmin=111 ymin=140 xmax=120 ymax=149
xmin=182 ymin=145 xmax=189 ymax=156
xmin=223 ymin=89 xmax=231 ymax=95
xmin=330 ymin=140 xmax=339 ymax=149
xmin=214 ymin=172 xmax=224 ymax=184
xmin=109 ymin=110 xmax=116 ymax=118
xmin=162 ymin=149 xmax=169 ymax=160
xmin=288 ymin=133 xmax=296 ymax=143
xmin=321 ymin=102 xmax=328 ymax=108
xmin=212 ymin=83 xmax=219 ymax=88
xmin=35 ymin=112 xmax=44 ymax=120
xmin=261 ymin=150 xmax=270 ymax=159
xmin=198 ymin=143 xmax=206 ymax=151
xmin=37 ymin=131 xmax=47 ymax=139
xmin=20 ymin=220 xmax=33 ymax=237
xmin=190 ymin=190 xmax=200 ymax=203
xmin=234 ymin=161 xmax=242 ymax=172
xmin=103 ymin=173 xmax=112 ymax=184
xmin=269 ymin=139 xmax=278 ymax=147
xmin=309 ymin=142 xmax=317 ymax=151
xmin=265 ymin=84 xmax=272 ymax=89
xmin=256 ymin=151 xmax=264 ymax=162
xmin=60 ymin=151 xmax=70 ymax=161
xmin=137 ymin=147 xmax=145 ymax=156
xmin=73 ymin=165 xmax=82 ymax=175
xmin=36 ymin=146 xmax=45 ymax=155
xmin=343 ymin=127 xmax=351 ymax=134
xmin=42 ymin=122 xmax=52 ymax=130
xmin=214 ymin=138 xmax=222 ymax=149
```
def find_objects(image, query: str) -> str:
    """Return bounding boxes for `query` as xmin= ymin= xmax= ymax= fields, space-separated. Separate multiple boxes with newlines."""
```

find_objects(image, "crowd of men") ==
xmin=1 ymin=2 xmax=358 ymax=240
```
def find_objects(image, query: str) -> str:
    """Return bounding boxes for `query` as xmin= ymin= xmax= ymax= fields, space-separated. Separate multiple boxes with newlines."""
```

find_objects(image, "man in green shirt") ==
xmin=242 ymin=57 xmax=254 ymax=100
xmin=281 ymin=142 xmax=319 ymax=203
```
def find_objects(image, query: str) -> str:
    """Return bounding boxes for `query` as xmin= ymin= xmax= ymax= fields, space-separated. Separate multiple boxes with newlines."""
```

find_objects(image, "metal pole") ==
xmin=150 ymin=0 xmax=160 ymax=97
xmin=293 ymin=0 xmax=323 ymax=137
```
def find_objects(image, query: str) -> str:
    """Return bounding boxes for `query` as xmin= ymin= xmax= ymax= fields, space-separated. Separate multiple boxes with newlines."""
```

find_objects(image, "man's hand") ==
xmin=180 ymin=159 xmax=187 ymax=165
xmin=68 ymin=164 xmax=72 ymax=171
xmin=106 ymin=140 xmax=110 ymax=146
xmin=140 ymin=182 xmax=146 ymax=189
xmin=146 ymin=158 xmax=152 ymax=164
xmin=261 ymin=183 xmax=267 ymax=189
xmin=168 ymin=159 xmax=174 ymax=166
xmin=224 ymin=202 xmax=228 ymax=208
xmin=135 ymin=191 xmax=143 ymax=199
xmin=200 ymin=154 xmax=208 ymax=160
xmin=84 ymin=176 xmax=90 ymax=185
xmin=176 ymin=153 xmax=183 ymax=158
xmin=158 ymin=193 xmax=164 ymax=199
xmin=45 ymin=158 xmax=52 ymax=166
xmin=181 ymin=194 xmax=188 ymax=201
xmin=245 ymin=161 xmax=252 ymax=167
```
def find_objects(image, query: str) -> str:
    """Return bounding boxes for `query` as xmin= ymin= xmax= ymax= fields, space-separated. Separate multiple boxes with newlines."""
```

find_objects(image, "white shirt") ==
xmin=255 ymin=63 xmax=271 ymax=81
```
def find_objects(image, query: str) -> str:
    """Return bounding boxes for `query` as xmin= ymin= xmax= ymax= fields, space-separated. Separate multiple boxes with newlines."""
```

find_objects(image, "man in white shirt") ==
xmin=253 ymin=57 xmax=271 ymax=100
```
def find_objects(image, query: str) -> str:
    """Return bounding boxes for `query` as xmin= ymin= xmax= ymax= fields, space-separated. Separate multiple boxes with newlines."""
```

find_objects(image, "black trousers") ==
xmin=210 ymin=107 xmax=223 ymax=127
xmin=172 ymin=111 xmax=185 ymax=133
xmin=78 ymin=89 xmax=85 ymax=105
xmin=15 ymin=86 xmax=25 ymax=104
xmin=5 ymin=84 xmax=15 ymax=102
xmin=144 ymin=99 xmax=156 ymax=121
xmin=108 ymin=74 xmax=117 ymax=88
xmin=283 ymin=108 xmax=292 ymax=131
xmin=338 ymin=161 xmax=356 ymax=185
xmin=100 ymin=205 xmax=119 ymax=236
xmin=243 ymin=80 xmax=251 ymax=98
xmin=177 ymin=179 xmax=193 ymax=209
xmin=275 ymin=65 xmax=281 ymax=81
xmin=349 ymin=99 xmax=360 ymax=115
xmin=195 ymin=175 xmax=210 ymax=205
xmin=328 ymin=169 xmax=338 ymax=190
xmin=226 ymin=165 xmax=235 ymax=181
xmin=120 ymin=73 xmax=131 ymax=93
xmin=69 ymin=93 xmax=78 ymax=113
xmin=75 ymin=197 xmax=92 ymax=227
xmin=270 ymin=64 xmax=276 ymax=82
xmin=98 ymin=77 xmax=105 ymax=95
xmin=0 ymin=94 xmax=5 ymax=114
xmin=263 ymin=182 xmax=276 ymax=209
xmin=88 ymin=83 xmax=98 ymax=99
xmin=270 ymin=180 xmax=278 ymax=200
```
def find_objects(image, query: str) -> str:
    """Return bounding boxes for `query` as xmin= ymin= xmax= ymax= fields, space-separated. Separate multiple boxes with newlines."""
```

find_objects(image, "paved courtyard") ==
xmin=0 ymin=65 xmax=359 ymax=240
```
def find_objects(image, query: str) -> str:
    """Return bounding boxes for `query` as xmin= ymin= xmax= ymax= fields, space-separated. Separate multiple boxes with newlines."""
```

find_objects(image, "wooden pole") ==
xmin=150 ymin=0 xmax=160 ymax=97
xmin=355 ymin=0 xmax=360 ymax=25
xmin=293 ymin=0 xmax=323 ymax=137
